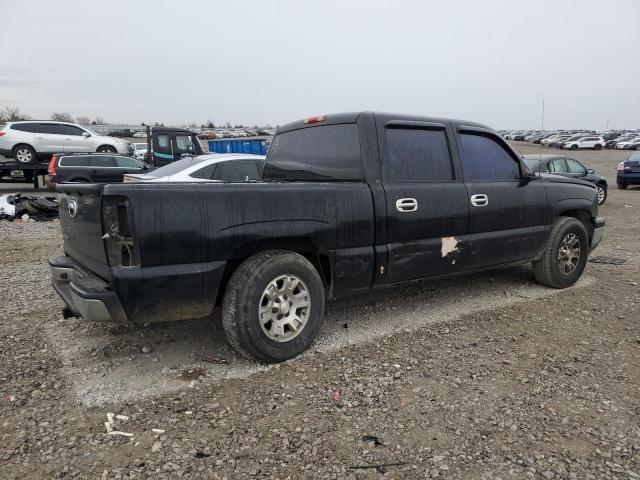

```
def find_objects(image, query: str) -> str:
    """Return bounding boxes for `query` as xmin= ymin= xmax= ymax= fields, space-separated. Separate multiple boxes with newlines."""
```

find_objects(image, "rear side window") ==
xmin=213 ymin=160 xmax=260 ymax=182
xmin=264 ymin=124 xmax=362 ymax=181
xmin=157 ymin=134 xmax=170 ymax=149
xmin=40 ymin=124 xmax=63 ymax=135
xmin=190 ymin=164 xmax=217 ymax=179
xmin=385 ymin=128 xmax=453 ymax=182
xmin=90 ymin=156 xmax=117 ymax=167
xmin=459 ymin=133 xmax=520 ymax=181
xmin=10 ymin=123 xmax=38 ymax=133
xmin=549 ymin=158 xmax=568 ymax=173
xmin=59 ymin=156 xmax=90 ymax=167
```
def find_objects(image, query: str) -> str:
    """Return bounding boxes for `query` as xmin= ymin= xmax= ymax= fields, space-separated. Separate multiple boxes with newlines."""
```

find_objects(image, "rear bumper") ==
xmin=49 ymin=255 xmax=128 ymax=322
xmin=590 ymin=216 xmax=605 ymax=251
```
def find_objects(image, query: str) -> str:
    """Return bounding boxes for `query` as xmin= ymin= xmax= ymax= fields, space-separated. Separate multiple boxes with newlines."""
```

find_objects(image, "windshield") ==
xmin=523 ymin=158 xmax=540 ymax=170
xmin=83 ymin=127 xmax=100 ymax=136
xmin=149 ymin=156 xmax=209 ymax=177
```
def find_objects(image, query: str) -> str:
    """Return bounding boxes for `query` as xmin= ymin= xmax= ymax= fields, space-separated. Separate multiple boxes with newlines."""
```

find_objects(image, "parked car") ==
xmin=617 ymin=152 xmax=640 ymax=189
xmin=562 ymin=136 xmax=605 ymax=150
xmin=132 ymin=143 xmax=148 ymax=161
xmin=615 ymin=136 xmax=640 ymax=150
xmin=46 ymin=153 xmax=150 ymax=190
xmin=523 ymin=154 xmax=608 ymax=205
xmin=0 ymin=121 xmax=133 ymax=163
xmin=605 ymin=134 xmax=636 ymax=149
xmin=50 ymin=112 xmax=604 ymax=362
xmin=132 ymin=131 xmax=147 ymax=138
xmin=123 ymin=154 xmax=264 ymax=183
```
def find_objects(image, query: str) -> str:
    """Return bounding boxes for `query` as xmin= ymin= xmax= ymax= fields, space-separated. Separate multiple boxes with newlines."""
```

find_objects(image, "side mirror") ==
xmin=587 ymin=168 xmax=594 ymax=174
xmin=82 ymin=132 xmax=90 ymax=138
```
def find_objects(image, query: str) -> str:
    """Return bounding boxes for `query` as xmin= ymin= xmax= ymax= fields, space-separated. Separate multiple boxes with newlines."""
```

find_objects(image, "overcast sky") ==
xmin=1 ymin=0 xmax=638 ymax=129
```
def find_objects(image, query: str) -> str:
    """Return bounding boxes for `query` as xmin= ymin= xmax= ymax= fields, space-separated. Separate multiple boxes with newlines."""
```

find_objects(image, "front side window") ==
xmin=264 ymin=124 xmax=362 ymax=181
xmin=175 ymin=134 xmax=196 ymax=152
xmin=62 ymin=125 xmax=86 ymax=136
xmin=566 ymin=158 xmax=586 ymax=175
xmin=385 ymin=127 xmax=453 ymax=182
xmin=459 ymin=133 xmax=520 ymax=181
xmin=115 ymin=156 xmax=143 ymax=168
xmin=549 ymin=158 xmax=568 ymax=173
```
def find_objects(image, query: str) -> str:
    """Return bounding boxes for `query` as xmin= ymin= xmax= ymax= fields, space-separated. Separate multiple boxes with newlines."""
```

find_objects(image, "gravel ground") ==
xmin=0 ymin=146 xmax=639 ymax=479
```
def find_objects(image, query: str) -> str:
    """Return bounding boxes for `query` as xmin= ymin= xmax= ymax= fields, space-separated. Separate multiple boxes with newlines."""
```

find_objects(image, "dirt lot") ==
xmin=0 ymin=145 xmax=639 ymax=479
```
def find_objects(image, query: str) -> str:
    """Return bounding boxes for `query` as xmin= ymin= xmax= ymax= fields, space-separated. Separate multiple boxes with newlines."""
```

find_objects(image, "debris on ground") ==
xmin=0 ymin=193 xmax=58 ymax=221
xmin=589 ymin=256 xmax=627 ymax=265
xmin=361 ymin=434 xmax=385 ymax=447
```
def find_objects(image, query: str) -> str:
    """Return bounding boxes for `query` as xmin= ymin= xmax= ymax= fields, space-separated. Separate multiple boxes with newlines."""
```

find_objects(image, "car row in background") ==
xmin=46 ymin=152 xmax=265 ymax=190
xmin=501 ymin=129 xmax=640 ymax=150
xmin=523 ymin=155 xmax=608 ymax=205
xmin=105 ymin=127 xmax=277 ymax=140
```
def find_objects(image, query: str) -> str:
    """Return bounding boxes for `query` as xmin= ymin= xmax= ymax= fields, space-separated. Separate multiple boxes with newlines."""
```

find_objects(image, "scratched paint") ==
xmin=441 ymin=236 xmax=458 ymax=257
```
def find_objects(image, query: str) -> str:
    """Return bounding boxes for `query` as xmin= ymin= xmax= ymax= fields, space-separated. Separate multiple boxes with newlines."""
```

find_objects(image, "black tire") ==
xmin=570 ymin=144 xmax=578 ymax=150
xmin=617 ymin=183 xmax=627 ymax=190
xmin=222 ymin=250 xmax=325 ymax=362
xmin=596 ymin=183 xmax=607 ymax=205
xmin=594 ymin=144 xmax=602 ymax=150
xmin=532 ymin=217 xmax=589 ymax=289
xmin=97 ymin=145 xmax=116 ymax=153
xmin=13 ymin=144 xmax=37 ymax=164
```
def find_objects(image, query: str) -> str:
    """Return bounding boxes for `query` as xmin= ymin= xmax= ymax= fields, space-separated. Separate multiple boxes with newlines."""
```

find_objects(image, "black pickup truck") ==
xmin=50 ymin=112 xmax=605 ymax=362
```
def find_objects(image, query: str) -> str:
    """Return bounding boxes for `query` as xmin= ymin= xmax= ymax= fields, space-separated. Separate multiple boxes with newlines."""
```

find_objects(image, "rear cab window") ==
xmin=263 ymin=124 xmax=362 ymax=181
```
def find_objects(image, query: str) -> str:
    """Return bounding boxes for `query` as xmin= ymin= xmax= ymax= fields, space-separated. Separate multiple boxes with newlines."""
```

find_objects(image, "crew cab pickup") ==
xmin=50 ymin=112 xmax=605 ymax=362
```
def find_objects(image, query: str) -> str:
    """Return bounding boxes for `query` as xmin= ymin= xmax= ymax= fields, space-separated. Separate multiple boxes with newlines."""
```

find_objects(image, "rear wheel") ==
xmin=13 ymin=145 xmax=37 ymax=164
xmin=594 ymin=144 xmax=602 ymax=150
xmin=222 ymin=251 xmax=325 ymax=362
xmin=596 ymin=183 xmax=607 ymax=205
xmin=532 ymin=217 xmax=588 ymax=289
xmin=97 ymin=145 xmax=116 ymax=153
xmin=617 ymin=183 xmax=627 ymax=190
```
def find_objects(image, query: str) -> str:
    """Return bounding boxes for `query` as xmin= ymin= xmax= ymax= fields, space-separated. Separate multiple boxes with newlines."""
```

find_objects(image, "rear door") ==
xmin=35 ymin=123 xmax=65 ymax=154
xmin=61 ymin=124 xmax=93 ymax=153
xmin=381 ymin=121 xmax=470 ymax=283
xmin=457 ymin=130 xmax=549 ymax=268
xmin=89 ymin=155 xmax=119 ymax=182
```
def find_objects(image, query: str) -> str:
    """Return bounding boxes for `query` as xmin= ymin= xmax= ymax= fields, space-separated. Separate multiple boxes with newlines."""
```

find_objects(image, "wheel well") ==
xmin=68 ymin=177 xmax=91 ymax=183
xmin=559 ymin=209 xmax=593 ymax=240
xmin=97 ymin=145 xmax=116 ymax=151
xmin=214 ymin=242 xmax=333 ymax=306
xmin=12 ymin=143 xmax=35 ymax=155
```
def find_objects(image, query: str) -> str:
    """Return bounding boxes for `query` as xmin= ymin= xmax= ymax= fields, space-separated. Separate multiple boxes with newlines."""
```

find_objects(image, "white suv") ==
xmin=0 ymin=121 xmax=133 ymax=163
xmin=562 ymin=136 xmax=605 ymax=150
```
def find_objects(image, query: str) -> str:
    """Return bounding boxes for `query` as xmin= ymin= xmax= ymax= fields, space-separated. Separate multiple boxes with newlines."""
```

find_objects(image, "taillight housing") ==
xmin=48 ymin=155 xmax=58 ymax=175
xmin=102 ymin=196 xmax=138 ymax=267
xmin=0 ymin=131 xmax=6 ymax=137
xmin=617 ymin=162 xmax=625 ymax=171
xmin=303 ymin=115 xmax=326 ymax=124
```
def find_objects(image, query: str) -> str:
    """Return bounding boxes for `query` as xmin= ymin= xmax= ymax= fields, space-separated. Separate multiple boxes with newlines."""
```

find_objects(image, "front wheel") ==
xmin=222 ymin=251 xmax=325 ymax=362
xmin=570 ymin=144 xmax=578 ymax=150
xmin=596 ymin=184 xmax=607 ymax=205
xmin=532 ymin=217 xmax=589 ymax=289
xmin=594 ymin=144 xmax=602 ymax=150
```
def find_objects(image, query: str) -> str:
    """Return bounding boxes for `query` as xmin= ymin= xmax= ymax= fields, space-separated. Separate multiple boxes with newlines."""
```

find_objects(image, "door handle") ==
xmin=90 ymin=170 xmax=98 ymax=174
xmin=395 ymin=198 xmax=418 ymax=212
xmin=470 ymin=194 xmax=489 ymax=207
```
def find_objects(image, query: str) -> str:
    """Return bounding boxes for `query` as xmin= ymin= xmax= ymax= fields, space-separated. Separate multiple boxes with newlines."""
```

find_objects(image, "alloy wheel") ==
xmin=557 ymin=233 xmax=581 ymax=275
xmin=259 ymin=274 xmax=311 ymax=342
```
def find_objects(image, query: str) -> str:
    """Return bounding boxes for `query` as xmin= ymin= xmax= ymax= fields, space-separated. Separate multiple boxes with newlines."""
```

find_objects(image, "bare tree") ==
xmin=76 ymin=116 xmax=91 ymax=125
xmin=1 ymin=106 xmax=30 ymax=122
xmin=206 ymin=120 xmax=215 ymax=128
xmin=51 ymin=112 xmax=74 ymax=122
xmin=225 ymin=121 xmax=231 ymax=128
xmin=93 ymin=116 xmax=106 ymax=125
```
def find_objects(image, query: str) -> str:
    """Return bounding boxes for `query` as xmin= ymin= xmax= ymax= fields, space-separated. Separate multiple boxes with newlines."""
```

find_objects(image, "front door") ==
xmin=456 ymin=130 xmax=549 ymax=268
xmin=152 ymin=133 xmax=174 ymax=166
xmin=35 ymin=123 xmax=65 ymax=154
xmin=89 ymin=155 xmax=120 ymax=182
xmin=62 ymin=124 xmax=94 ymax=153
xmin=382 ymin=123 xmax=470 ymax=283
